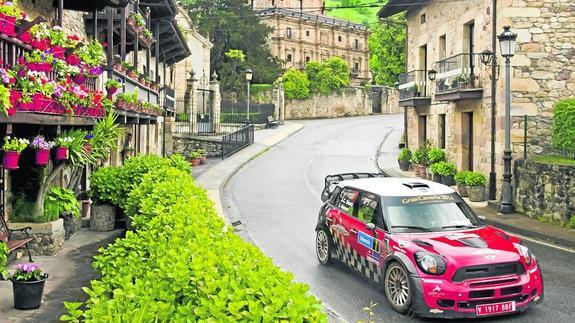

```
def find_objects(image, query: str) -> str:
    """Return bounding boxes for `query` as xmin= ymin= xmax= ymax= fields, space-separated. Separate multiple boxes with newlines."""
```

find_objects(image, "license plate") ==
xmin=476 ymin=301 xmax=516 ymax=316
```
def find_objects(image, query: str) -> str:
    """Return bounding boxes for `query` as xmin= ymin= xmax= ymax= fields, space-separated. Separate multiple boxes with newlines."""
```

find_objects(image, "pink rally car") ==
xmin=315 ymin=174 xmax=543 ymax=318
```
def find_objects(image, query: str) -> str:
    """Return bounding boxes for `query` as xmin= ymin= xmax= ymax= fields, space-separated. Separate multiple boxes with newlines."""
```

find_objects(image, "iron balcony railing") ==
xmin=222 ymin=124 xmax=254 ymax=159
xmin=398 ymin=70 xmax=430 ymax=100
xmin=162 ymin=86 xmax=175 ymax=113
xmin=434 ymin=53 xmax=482 ymax=94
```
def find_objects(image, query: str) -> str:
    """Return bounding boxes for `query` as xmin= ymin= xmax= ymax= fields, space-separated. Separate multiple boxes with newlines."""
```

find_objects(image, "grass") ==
xmin=325 ymin=0 xmax=380 ymax=26
xmin=531 ymin=154 xmax=575 ymax=166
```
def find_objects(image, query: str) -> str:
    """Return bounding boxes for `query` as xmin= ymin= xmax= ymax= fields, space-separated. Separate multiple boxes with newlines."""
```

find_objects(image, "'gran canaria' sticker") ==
xmin=401 ymin=194 xmax=455 ymax=205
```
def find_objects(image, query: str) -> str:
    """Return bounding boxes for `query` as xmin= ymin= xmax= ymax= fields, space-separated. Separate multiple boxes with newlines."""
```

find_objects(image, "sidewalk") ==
xmin=381 ymin=166 xmax=575 ymax=250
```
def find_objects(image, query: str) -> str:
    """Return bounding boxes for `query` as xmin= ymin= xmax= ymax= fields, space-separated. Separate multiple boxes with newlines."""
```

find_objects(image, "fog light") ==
xmin=530 ymin=289 xmax=537 ymax=297
xmin=437 ymin=299 xmax=455 ymax=308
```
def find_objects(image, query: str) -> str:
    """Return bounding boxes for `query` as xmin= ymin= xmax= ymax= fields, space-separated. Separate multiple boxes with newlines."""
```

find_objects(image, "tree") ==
xmin=369 ymin=15 xmax=406 ymax=86
xmin=282 ymin=69 xmax=310 ymax=99
xmin=180 ymin=0 xmax=283 ymax=91
xmin=305 ymin=57 xmax=350 ymax=95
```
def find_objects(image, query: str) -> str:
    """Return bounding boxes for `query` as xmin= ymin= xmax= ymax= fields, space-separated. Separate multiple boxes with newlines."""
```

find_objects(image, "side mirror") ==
xmin=321 ymin=189 xmax=330 ymax=202
xmin=366 ymin=223 xmax=376 ymax=231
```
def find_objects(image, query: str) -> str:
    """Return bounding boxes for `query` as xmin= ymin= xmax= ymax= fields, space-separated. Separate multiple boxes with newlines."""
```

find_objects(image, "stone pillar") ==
xmin=273 ymin=84 xmax=285 ymax=123
xmin=210 ymin=72 xmax=221 ymax=133
xmin=164 ymin=116 xmax=176 ymax=156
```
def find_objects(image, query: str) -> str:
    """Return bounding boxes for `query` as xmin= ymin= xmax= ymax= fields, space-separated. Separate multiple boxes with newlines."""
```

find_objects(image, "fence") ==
xmin=221 ymin=101 xmax=275 ymax=124
xmin=222 ymin=124 xmax=254 ymax=159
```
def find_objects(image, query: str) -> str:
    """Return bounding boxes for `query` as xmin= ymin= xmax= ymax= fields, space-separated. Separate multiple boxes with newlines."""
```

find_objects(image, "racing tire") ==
xmin=315 ymin=228 xmax=332 ymax=265
xmin=384 ymin=262 xmax=412 ymax=314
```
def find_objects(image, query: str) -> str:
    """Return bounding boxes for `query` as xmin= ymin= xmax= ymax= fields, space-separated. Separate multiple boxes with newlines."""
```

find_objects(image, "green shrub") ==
xmin=306 ymin=57 xmax=350 ymax=95
xmin=465 ymin=172 xmax=487 ymax=186
xmin=427 ymin=148 xmax=446 ymax=164
xmin=569 ymin=216 xmax=575 ymax=229
xmin=432 ymin=161 xmax=457 ymax=176
xmin=454 ymin=170 xmax=472 ymax=184
xmin=398 ymin=148 xmax=411 ymax=162
xmin=411 ymin=140 xmax=431 ymax=165
xmin=552 ymin=98 xmax=575 ymax=154
xmin=44 ymin=187 xmax=80 ymax=219
xmin=0 ymin=242 xmax=7 ymax=278
xmin=65 ymin=158 xmax=326 ymax=321
xmin=429 ymin=162 xmax=441 ymax=174
xmin=283 ymin=69 xmax=310 ymax=99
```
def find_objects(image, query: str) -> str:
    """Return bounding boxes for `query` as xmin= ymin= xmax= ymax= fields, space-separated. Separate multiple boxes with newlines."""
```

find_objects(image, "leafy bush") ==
xmin=306 ymin=57 xmax=350 ymax=95
xmin=63 ymin=158 xmax=326 ymax=321
xmin=465 ymin=172 xmax=487 ymax=187
xmin=44 ymin=187 xmax=81 ymax=219
xmin=569 ymin=216 xmax=575 ymax=229
xmin=427 ymin=148 xmax=446 ymax=164
xmin=0 ymin=242 xmax=7 ymax=278
xmin=283 ymin=69 xmax=310 ymax=99
xmin=398 ymin=147 xmax=411 ymax=162
xmin=411 ymin=141 xmax=431 ymax=165
xmin=454 ymin=170 xmax=472 ymax=184
xmin=432 ymin=161 xmax=457 ymax=176
xmin=552 ymin=98 xmax=575 ymax=154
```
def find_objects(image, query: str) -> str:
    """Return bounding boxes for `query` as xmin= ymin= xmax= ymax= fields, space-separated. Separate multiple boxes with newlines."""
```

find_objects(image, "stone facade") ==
xmin=173 ymin=135 xmax=223 ymax=158
xmin=256 ymin=5 xmax=370 ymax=86
xmin=90 ymin=204 xmax=116 ymax=232
xmin=514 ymin=160 xmax=575 ymax=222
xmin=285 ymin=87 xmax=372 ymax=119
xmin=374 ymin=86 xmax=401 ymax=114
xmin=382 ymin=0 xmax=575 ymax=197
xmin=9 ymin=220 xmax=65 ymax=256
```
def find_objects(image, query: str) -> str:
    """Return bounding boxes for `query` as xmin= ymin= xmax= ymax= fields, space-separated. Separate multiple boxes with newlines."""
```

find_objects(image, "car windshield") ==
xmin=386 ymin=198 xmax=479 ymax=233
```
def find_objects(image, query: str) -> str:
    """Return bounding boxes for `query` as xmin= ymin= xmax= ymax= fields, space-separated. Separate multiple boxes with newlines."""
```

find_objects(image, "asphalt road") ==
xmin=223 ymin=115 xmax=575 ymax=322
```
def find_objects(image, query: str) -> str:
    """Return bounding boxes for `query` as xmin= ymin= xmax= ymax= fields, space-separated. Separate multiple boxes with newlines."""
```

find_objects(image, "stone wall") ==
xmin=9 ymin=220 xmax=65 ymax=256
xmin=514 ymin=160 xmax=575 ymax=222
xmin=375 ymin=86 xmax=401 ymax=114
xmin=285 ymin=87 xmax=372 ymax=119
xmin=173 ymin=135 xmax=222 ymax=158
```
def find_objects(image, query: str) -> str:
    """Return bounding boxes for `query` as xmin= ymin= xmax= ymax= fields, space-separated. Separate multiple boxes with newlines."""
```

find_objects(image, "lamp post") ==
xmin=245 ymin=68 xmax=253 ymax=124
xmin=497 ymin=26 xmax=517 ymax=214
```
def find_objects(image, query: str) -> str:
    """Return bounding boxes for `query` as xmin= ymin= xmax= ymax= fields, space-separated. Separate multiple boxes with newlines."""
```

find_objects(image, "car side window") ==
xmin=357 ymin=192 xmax=379 ymax=223
xmin=337 ymin=188 xmax=358 ymax=216
xmin=330 ymin=186 xmax=342 ymax=205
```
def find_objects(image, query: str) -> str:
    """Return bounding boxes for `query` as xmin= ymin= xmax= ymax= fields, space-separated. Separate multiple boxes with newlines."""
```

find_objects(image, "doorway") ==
xmin=461 ymin=112 xmax=474 ymax=171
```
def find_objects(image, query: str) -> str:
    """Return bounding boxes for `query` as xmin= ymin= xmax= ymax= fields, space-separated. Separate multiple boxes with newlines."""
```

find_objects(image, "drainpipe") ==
xmin=489 ymin=0 xmax=498 ymax=200
xmin=58 ymin=0 xmax=63 ymax=26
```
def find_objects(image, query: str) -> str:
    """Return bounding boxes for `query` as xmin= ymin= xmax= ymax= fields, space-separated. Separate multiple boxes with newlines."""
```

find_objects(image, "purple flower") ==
xmin=85 ymin=134 xmax=94 ymax=140
xmin=88 ymin=67 xmax=103 ymax=76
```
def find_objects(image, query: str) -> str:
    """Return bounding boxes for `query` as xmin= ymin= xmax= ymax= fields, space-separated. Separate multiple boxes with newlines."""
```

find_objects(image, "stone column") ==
xmin=164 ymin=116 xmax=175 ymax=156
xmin=210 ymin=72 xmax=221 ymax=133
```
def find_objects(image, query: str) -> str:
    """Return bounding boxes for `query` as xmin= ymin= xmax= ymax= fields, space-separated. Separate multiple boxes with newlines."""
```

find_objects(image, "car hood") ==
xmin=393 ymin=226 xmax=523 ymax=266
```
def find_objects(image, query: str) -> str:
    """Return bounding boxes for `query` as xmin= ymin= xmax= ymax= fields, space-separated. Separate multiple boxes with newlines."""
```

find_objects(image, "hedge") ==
xmin=63 ymin=156 xmax=326 ymax=322
xmin=553 ymin=98 xmax=575 ymax=154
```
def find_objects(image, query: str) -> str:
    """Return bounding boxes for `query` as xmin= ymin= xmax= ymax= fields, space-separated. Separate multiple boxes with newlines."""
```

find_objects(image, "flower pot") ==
xmin=398 ymin=160 xmax=410 ymax=171
xmin=106 ymin=86 xmax=118 ymax=97
xmin=31 ymin=38 xmax=50 ymax=51
xmin=432 ymin=173 xmax=442 ymax=183
xmin=84 ymin=143 xmax=92 ymax=154
xmin=72 ymin=74 xmax=86 ymax=85
xmin=51 ymin=45 xmax=65 ymax=58
xmin=29 ymin=62 xmax=51 ymax=73
xmin=17 ymin=30 xmax=31 ymax=43
xmin=66 ymin=54 xmax=81 ymax=66
xmin=413 ymin=164 xmax=422 ymax=177
xmin=3 ymin=151 xmax=20 ymax=170
xmin=32 ymin=94 xmax=53 ymax=113
xmin=0 ymin=15 xmax=17 ymax=37
xmin=35 ymin=149 xmax=50 ymax=166
xmin=12 ymin=274 xmax=49 ymax=310
xmin=116 ymin=100 xmax=127 ymax=110
xmin=457 ymin=184 xmax=468 ymax=197
xmin=200 ymin=156 xmax=207 ymax=165
xmin=441 ymin=174 xmax=455 ymax=186
xmin=417 ymin=165 xmax=427 ymax=179
xmin=468 ymin=186 xmax=485 ymax=202
xmin=55 ymin=147 xmax=68 ymax=160
xmin=81 ymin=199 xmax=92 ymax=218
xmin=128 ymin=71 xmax=138 ymax=79
xmin=191 ymin=158 xmax=201 ymax=166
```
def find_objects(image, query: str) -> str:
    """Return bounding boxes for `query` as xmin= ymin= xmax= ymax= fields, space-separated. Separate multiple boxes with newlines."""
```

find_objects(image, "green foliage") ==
xmin=411 ymin=140 xmax=431 ymax=165
xmin=63 ymin=157 xmax=326 ymax=321
xmin=90 ymin=112 xmax=123 ymax=166
xmin=532 ymin=155 xmax=575 ymax=165
xmin=45 ymin=187 xmax=80 ymax=219
xmin=569 ymin=216 xmax=575 ymax=229
xmin=454 ymin=170 xmax=472 ymax=185
xmin=283 ymin=69 xmax=310 ymax=99
xmin=427 ymin=148 xmax=446 ymax=164
xmin=431 ymin=161 xmax=457 ymax=177
xmin=0 ymin=242 xmax=8 ymax=278
xmin=325 ymin=0 xmax=379 ymax=25
xmin=2 ymin=136 xmax=29 ymax=152
xmin=0 ymin=84 xmax=11 ymax=116
xmin=225 ymin=49 xmax=246 ymax=62
xmin=464 ymin=172 xmax=487 ymax=187
xmin=552 ymin=98 xmax=575 ymax=154
xmin=398 ymin=147 xmax=412 ymax=162
xmin=306 ymin=57 xmax=350 ymax=95
xmin=75 ymin=40 xmax=105 ymax=67
xmin=369 ymin=15 xmax=406 ymax=86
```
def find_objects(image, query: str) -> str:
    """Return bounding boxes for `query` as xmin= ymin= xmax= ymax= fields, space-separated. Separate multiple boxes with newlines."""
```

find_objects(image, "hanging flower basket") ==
xmin=3 ymin=151 xmax=21 ymax=170
xmin=55 ymin=147 xmax=68 ymax=160
xmin=106 ymin=86 xmax=118 ymax=97
xmin=35 ymin=148 xmax=50 ymax=165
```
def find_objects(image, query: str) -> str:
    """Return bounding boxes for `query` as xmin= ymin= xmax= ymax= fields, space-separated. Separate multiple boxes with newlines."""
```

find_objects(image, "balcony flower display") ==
xmin=30 ymin=135 xmax=55 ymax=166
xmin=2 ymin=136 xmax=29 ymax=170
xmin=24 ymin=50 xmax=55 ymax=73
xmin=28 ymin=23 xmax=51 ymax=50
xmin=105 ymin=79 xmax=121 ymax=96
xmin=127 ymin=12 xmax=145 ymax=32
xmin=54 ymin=136 xmax=73 ymax=160
xmin=48 ymin=26 xmax=67 ymax=58
xmin=0 ymin=0 xmax=23 ymax=37
xmin=0 ymin=83 xmax=14 ymax=116
xmin=75 ymin=40 xmax=105 ymax=67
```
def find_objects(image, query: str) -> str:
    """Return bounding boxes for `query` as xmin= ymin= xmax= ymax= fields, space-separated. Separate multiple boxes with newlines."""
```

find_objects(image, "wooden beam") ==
xmin=120 ymin=7 xmax=126 ymax=59
xmin=0 ymin=114 xmax=97 ymax=126
xmin=106 ymin=7 xmax=114 ymax=77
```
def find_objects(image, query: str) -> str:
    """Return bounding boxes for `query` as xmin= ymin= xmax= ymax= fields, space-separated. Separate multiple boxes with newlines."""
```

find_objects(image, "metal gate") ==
xmin=371 ymin=87 xmax=383 ymax=114
xmin=197 ymin=89 xmax=213 ymax=133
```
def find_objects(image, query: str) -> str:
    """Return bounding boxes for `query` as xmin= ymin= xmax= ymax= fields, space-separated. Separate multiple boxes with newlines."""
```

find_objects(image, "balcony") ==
xmin=397 ymin=70 xmax=431 ymax=107
xmin=434 ymin=53 xmax=483 ymax=101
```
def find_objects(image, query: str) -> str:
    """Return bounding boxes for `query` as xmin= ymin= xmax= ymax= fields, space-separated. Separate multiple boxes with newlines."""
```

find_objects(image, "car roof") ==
xmin=338 ymin=177 xmax=456 ymax=197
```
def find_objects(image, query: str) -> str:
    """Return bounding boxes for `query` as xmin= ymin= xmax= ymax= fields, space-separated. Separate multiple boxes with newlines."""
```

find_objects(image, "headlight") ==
xmin=514 ymin=243 xmax=532 ymax=265
xmin=414 ymin=252 xmax=447 ymax=275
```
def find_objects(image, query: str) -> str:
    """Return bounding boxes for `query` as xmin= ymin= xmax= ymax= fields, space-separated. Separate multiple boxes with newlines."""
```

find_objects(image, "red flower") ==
xmin=30 ymin=76 xmax=36 ymax=82
xmin=101 ymin=42 xmax=108 ymax=48
xmin=68 ymin=35 xmax=80 ymax=41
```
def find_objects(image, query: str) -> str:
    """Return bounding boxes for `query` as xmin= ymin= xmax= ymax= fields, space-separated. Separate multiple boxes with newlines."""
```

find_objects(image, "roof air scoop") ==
xmin=403 ymin=182 xmax=430 ymax=189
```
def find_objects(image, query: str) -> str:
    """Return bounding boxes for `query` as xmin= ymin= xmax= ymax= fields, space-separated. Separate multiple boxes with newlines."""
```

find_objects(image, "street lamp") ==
xmin=480 ymin=49 xmax=494 ymax=65
xmin=497 ymin=26 xmax=517 ymax=214
xmin=428 ymin=69 xmax=437 ymax=81
xmin=245 ymin=68 xmax=253 ymax=123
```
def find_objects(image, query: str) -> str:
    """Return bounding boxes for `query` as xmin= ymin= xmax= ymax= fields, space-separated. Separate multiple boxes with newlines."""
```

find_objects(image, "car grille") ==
xmin=458 ymin=294 xmax=529 ymax=309
xmin=452 ymin=262 xmax=525 ymax=282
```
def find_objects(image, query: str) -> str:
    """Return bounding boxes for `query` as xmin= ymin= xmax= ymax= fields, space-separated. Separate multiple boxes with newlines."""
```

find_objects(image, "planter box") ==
xmin=90 ymin=203 xmax=115 ymax=232
xmin=61 ymin=212 xmax=81 ymax=240
xmin=468 ymin=186 xmax=485 ymax=202
xmin=8 ymin=219 xmax=65 ymax=256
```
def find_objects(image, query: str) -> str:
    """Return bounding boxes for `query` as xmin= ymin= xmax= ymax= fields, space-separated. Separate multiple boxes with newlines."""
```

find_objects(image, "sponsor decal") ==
xmin=427 ymin=285 xmax=445 ymax=297
xmin=446 ymin=233 xmax=479 ymax=240
xmin=367 ymin=250 xmax=380 ymax=264
xmin=401 ymin=194 xmax=455 ymax=205
xmin=429 ymin=308 xmax=444 ymax=314
xmin=330 ymin=224 xmax=349 ymax=236
xmin=433 ymin=285 xmax=441 ymax=292
xmin=358 ymin=231 xmax=374 ymax=249
xmin=392 ymin=245 xmax=406 ymax=253
xmin=422 ymin=278 xmax=443 ymax=284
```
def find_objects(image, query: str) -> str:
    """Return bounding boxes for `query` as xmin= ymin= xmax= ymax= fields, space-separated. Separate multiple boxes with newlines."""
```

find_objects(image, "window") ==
xmin=306 ymin=30 xmax=310 ymax=37
xmin=337 ymin=188 xmax=359 ymax=215
xmin=338 ymin=35 xmax=342 ymax=42
xmin=438 ymin=114 xmax=446 ymax=149
xmin=386 ymin=201 xmax=477 ymax=233
xmin=439 ymin=35 xmax=446 ymax=60
xmin=354 ymin=62 xmax=359 ymax=70
xmin=419 ymin=115 xmax=427 ymax=144
xmin=420 ymin=13 xmax=426 ymax=24
xmin=272 ymin=0 xmax=275 ymax=5
xmin=286 ymin=53 xmax=292 ymax=62
xmin=357 ymin=192 xmax=378 ymax=223
xmin=354 ymin=39 xmax=359 ymax=49
xmin=306 ymin=56 xmax=311 ymax=63
xmin=286 ymin=27 xmax=292 ymax=39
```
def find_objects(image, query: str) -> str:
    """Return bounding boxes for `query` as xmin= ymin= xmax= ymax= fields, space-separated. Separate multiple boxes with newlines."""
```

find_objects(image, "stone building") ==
xmin=379 ymin=0 xmax=575 ymax=197
xmin=255 ymin=1 xmax=371 ymax=85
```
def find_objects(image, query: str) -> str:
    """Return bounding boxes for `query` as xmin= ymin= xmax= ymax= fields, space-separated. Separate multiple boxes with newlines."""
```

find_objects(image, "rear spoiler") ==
xmin=321 ymin=173 xmax=386 ymax=202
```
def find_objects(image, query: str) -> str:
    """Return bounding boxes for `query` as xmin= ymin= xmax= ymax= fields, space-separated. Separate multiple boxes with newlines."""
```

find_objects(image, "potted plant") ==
xmin=0 ymin=1 xmax=22 ymax=37
xmin=138 ymin=73 xmax=146 ymax=84
xmin=427 ymin=147 xmax=445 ymax=165
xmin=30 ymin=136 xmax=55 ymax=166
xmin=105 ymin=79 xmax=121 ymax=97
xmin=127 ymin=67 xmax=138 ymax=80
xmin=429 ymin=163 xmax=442 ymax=183
xmin=84 ymin=134 xmax=94 ymax=154
xmin=54 ymin=136 xmax=73 ymax=160
xmin=197 ymin=149 xmax=208 ymax=165
xmin=397 ymin=147 xmax=411 ymax=171
xmin=190 ymin=151 xmax=202 ymax=166
xmin=7 ymin=263 xmax=49 ymax=310
xmin=48 ymin=26 xmax=67 ymax=58
xmin=454 ymin=171 xmax=471 ymax=197
xmin=28 ymin=22 xmax=51 ymax=50
xmin=44 ymin=187 xmax=81 ymax=240
xmin=411 ymin=141 xmax=430 ymax=179
xmin=410 ymin=147 xmax=425 ymax=177
xmin=75 ymin=40 xmax=105 ymax=67
xmin=2 ymin=136 xmax=29 ymax=170
xmin=113 ymin=55 xmax=123 ymax=72
xmin=465 ymin=172 xmax=487 ymax=202
xmin=435 ymin=161 xmax=457 ymax=186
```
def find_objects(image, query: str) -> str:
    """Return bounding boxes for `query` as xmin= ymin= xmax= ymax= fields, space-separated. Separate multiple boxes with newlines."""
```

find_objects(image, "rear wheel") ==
xmin=315 ymin=228 xmax=332 ymax=265
xmin=384 ymin=262 xmax=412 ymax=314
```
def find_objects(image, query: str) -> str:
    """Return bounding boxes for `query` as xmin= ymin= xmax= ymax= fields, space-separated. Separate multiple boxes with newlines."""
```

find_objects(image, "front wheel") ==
xmin=315 ymin=228 xmax=332 ymax=265
xmin=384 ymin=262 xmax=412 ymax=314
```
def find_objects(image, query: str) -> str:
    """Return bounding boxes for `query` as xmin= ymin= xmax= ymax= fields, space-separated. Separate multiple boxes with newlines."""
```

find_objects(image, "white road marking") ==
xmin=513 ymin=233 xmax=575 ymax=254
